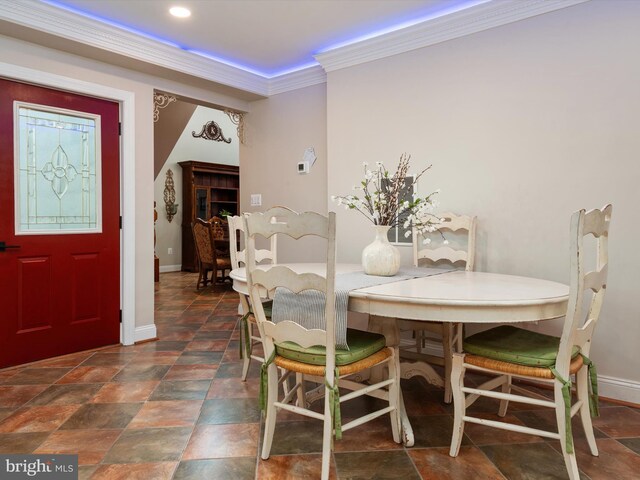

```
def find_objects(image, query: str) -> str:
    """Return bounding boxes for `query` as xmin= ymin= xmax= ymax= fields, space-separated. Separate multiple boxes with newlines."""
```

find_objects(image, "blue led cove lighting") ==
xmin=41 ymin=0 xmax=489 ymax=78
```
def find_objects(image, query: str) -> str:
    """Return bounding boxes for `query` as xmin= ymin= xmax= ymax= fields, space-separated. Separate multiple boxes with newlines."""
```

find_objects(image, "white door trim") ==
xmin=1 ymin=61 xmax=136 ymax=345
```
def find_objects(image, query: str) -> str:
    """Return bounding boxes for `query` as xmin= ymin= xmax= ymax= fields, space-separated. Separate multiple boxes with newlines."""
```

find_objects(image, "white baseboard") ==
xmin=402 ymin=341 xmax=640 ymax=405
xmin=159 ymin=264 xmax=181 ymax=273
xmin=598 ymin=375 xmax=640 ymax=405
xmin=134 ymin=324 xmax=157 ymax=343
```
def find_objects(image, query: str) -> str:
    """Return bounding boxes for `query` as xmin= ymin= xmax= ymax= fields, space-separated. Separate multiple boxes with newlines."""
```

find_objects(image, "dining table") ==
xmin=230 ymin=263 xmax=570 ymax=446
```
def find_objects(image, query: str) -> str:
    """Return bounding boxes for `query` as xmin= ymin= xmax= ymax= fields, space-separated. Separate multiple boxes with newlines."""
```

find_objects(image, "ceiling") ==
xmin=45 ymin=0 xmax=486 ymax=77
xmin=0 ymin=0 xmax=586 ymax=98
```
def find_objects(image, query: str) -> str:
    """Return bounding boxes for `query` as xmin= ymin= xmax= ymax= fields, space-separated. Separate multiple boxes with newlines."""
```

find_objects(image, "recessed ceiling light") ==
xmin=169 ymin=6 xmax=191 ymax=18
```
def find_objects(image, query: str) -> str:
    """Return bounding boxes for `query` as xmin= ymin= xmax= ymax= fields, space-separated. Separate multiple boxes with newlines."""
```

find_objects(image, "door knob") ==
xmin=0 ymin=241 xmax=21 ymax=252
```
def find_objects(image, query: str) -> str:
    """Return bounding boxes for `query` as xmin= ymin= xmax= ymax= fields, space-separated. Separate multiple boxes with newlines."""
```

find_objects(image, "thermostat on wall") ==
xmin=297 ymin=161 xmax=309 ymax=174
xmin=297 ymin=147 xmax=316 ymax=174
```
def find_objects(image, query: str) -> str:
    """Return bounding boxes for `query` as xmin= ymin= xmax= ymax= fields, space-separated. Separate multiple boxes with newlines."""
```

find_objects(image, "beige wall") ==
xmin=154 ymin=99 xmax=196 ymax=178
xmin=327 ymin=1 xmax=640 ymax=386
xmin=241 ymin=83 xmax=328 ymax=262
xmin=0 ymin=34 xmax=250 ymax=329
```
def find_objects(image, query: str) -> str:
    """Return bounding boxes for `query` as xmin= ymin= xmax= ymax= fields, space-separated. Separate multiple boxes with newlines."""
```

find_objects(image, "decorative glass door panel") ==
xmin=14 ymin=102 xmax=102 ymax=234
xmin=195 ymin=187 xmax=209 ymax=220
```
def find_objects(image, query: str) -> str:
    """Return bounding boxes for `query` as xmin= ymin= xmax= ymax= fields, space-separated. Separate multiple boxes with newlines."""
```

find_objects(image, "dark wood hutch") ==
xmin=179 ymin=161 xmax=239 ymax=272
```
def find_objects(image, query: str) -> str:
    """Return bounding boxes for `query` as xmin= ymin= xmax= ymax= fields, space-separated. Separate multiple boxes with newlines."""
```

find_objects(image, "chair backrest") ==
xmin=192 ymin=218 xmax=214 ymax=265
xmin=209 ymin=216 xmax=227 ymax=240
xmin=413 ymin=212 xmax=477 ymax=271
xmin=556 ymin=204 xmax=612 ymax=373
xmin=228 ymin=214 xmax=277 ymax=270
xmin=244 ymin=206 xmax=337 ymax=373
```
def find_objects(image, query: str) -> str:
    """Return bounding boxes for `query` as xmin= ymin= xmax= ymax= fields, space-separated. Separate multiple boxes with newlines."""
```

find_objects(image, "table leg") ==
xmin=397 ymin=321 xmax=466 ymax=405
xmin=368 ymin=315 xmax=414 ymax=447
xmin=401 ymin=362 xmax=444 ymax=388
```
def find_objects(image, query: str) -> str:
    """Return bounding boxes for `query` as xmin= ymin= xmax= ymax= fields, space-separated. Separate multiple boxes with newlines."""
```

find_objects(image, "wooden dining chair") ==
xmin=191 ymin=218 xmax=232 ymax=289
xmin=209 ymin=216 xmax=232 ymax=283
xmin=449 ymin=204 xmax=612 ymax=480
xmin=210 ymin=215 xmax=227 ymax=241
xmin=227 ymin=214 xmax=277 ymax=381
xmin=244 ymin=207 xmax=402 ymax=480
xmin=399 ymin=212 xmax=477 ymax=403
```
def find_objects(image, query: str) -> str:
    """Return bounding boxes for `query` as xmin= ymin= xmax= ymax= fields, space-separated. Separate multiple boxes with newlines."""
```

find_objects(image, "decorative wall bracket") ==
xmin=153 ymin=92 xmax=176 ymax=122
xmin=224 ymin=109 xmax=245 ymax=144
xmin=164 ymin=169 xmax=178 ymax=222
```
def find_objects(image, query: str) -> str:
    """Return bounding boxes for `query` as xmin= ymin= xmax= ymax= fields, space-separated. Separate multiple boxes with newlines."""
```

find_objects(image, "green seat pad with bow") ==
xmin=276 ymin=328 xmax=386 ymax=366
xmin=463 ymin=325 xmax=580 ymax=367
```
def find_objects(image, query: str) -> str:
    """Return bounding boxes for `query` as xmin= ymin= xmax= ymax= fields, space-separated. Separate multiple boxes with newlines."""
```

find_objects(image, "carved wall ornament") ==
xmin=153 ymin=92 xmax=177 ymax=122
xmin=164 ymin=169 xmax=178 ymax=222
xmin=192 ymin=121 xmax=231 ymax=143
xmin=224 ymin=109 xmax=245 ymax=144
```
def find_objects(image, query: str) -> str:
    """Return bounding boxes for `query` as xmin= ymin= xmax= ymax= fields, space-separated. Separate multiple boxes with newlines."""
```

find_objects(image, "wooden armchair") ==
xmin=210 ymin=216 xmax=232 ymax=268
xmin=191 ymin=218 xmax=232 ymax=289
xmin=210 ymin=215 xmax=227 ymax=243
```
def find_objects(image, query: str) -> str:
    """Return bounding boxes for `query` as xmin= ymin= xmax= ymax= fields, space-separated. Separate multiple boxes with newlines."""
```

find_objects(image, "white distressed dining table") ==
xmin=230 ymin=263 xmax=570 ymax=446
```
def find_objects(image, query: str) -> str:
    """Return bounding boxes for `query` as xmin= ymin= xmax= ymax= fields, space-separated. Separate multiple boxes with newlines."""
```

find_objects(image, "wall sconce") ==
xmin=164 ymin=169 xmax=178 ymax=222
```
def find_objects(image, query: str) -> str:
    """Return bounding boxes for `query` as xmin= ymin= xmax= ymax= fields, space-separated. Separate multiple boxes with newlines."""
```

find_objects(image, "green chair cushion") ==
xmin=276 ymin=328 xmax=386 ymax=366
xmin=463 ymin=325 xmax=580 ymax=367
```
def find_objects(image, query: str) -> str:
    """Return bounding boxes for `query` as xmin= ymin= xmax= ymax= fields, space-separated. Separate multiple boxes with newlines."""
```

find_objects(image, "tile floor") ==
xmin=0 ymin=271 xmax=639 ymax=479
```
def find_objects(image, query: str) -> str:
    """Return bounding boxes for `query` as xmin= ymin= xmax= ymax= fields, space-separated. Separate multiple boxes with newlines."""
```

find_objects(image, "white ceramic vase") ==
xmin=362 ymin=225 xmax=401 ymax=276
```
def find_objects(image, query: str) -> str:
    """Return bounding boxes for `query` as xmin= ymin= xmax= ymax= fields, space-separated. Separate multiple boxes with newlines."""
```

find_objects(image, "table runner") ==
xmin=271 ymin=267 xmax=449 ymax=349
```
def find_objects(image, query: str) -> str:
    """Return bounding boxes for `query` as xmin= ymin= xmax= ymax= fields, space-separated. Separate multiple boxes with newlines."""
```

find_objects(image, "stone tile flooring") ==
xmin=0 ymin=271 xmax=638 ymax=479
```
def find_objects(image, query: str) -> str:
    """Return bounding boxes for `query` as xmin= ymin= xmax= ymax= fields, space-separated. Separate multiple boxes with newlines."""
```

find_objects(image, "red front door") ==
xmin=0 ymin=79 xmax=121 ymax=368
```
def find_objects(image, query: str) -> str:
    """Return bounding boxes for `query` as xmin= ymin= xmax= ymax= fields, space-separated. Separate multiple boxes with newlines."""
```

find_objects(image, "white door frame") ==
xmin=1 ymin=61 xmax=137 ymax=345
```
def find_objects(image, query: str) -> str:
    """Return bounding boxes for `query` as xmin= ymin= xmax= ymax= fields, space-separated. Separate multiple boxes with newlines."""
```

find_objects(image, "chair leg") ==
xmin=498 ymin=375 xmax=512 ymax=417
xmin=455 ymin=322 xmax=464 ymax=352
xmin=449 ymin=353 xmax=466 ymax=457
xmin=196 ymin=268 xmax=203 ymax=290
xmin=261 ymin=363 xmax=279 ymax=460
xmin=240 ymin=323 xmax=251 ymax=382
xmin=195 ymin=260 xmax=205 ymax=290
xmin=280 ymin=368 xmax=291 ymax=397
xmin=321 ymin=384 xmax=333 ymax=480
xmin=202 ymin=268 xmax=210 ymax=288
xmin=388 ymin=348 xmax=402 ymax=444
xmin=296 ymin=372 xmax=306 ymax=408
xmin=554 ymin=381 xmax=581 ymax=480
xmin=576 ymin=366 xmax=599 ymax=456
xmin=239 ymin=295 xmax=252 ymax=381
xmin=443 ymin=323 xmax=454 ymax=404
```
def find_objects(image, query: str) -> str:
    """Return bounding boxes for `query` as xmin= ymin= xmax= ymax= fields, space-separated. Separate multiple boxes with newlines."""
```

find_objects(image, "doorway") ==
xmin=0 ymin=78 xmax=121 ymax=368
xmin=153 ymin=92 xmax=241 ymax=277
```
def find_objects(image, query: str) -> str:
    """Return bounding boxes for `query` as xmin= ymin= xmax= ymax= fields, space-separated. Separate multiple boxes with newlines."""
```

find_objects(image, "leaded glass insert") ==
xmin=15 ymin=103 xmax=102 ymax=234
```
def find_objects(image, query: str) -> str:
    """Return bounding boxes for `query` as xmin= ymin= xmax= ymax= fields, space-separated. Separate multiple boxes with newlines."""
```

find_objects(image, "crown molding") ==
xmin=268 ymin=65 xmax=327 ymax=96
xmin=0 ymin=0 xmax=269 ymax=96
xmin=315 ymin=0 xmax=590 ymax=72
xmin=0 ymin=0 xmax=590 ymax=96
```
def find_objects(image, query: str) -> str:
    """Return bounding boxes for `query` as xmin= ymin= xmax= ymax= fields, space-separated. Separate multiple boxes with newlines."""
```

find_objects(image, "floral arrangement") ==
xmin=331 ymin=153 xmax=446 ymax=243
